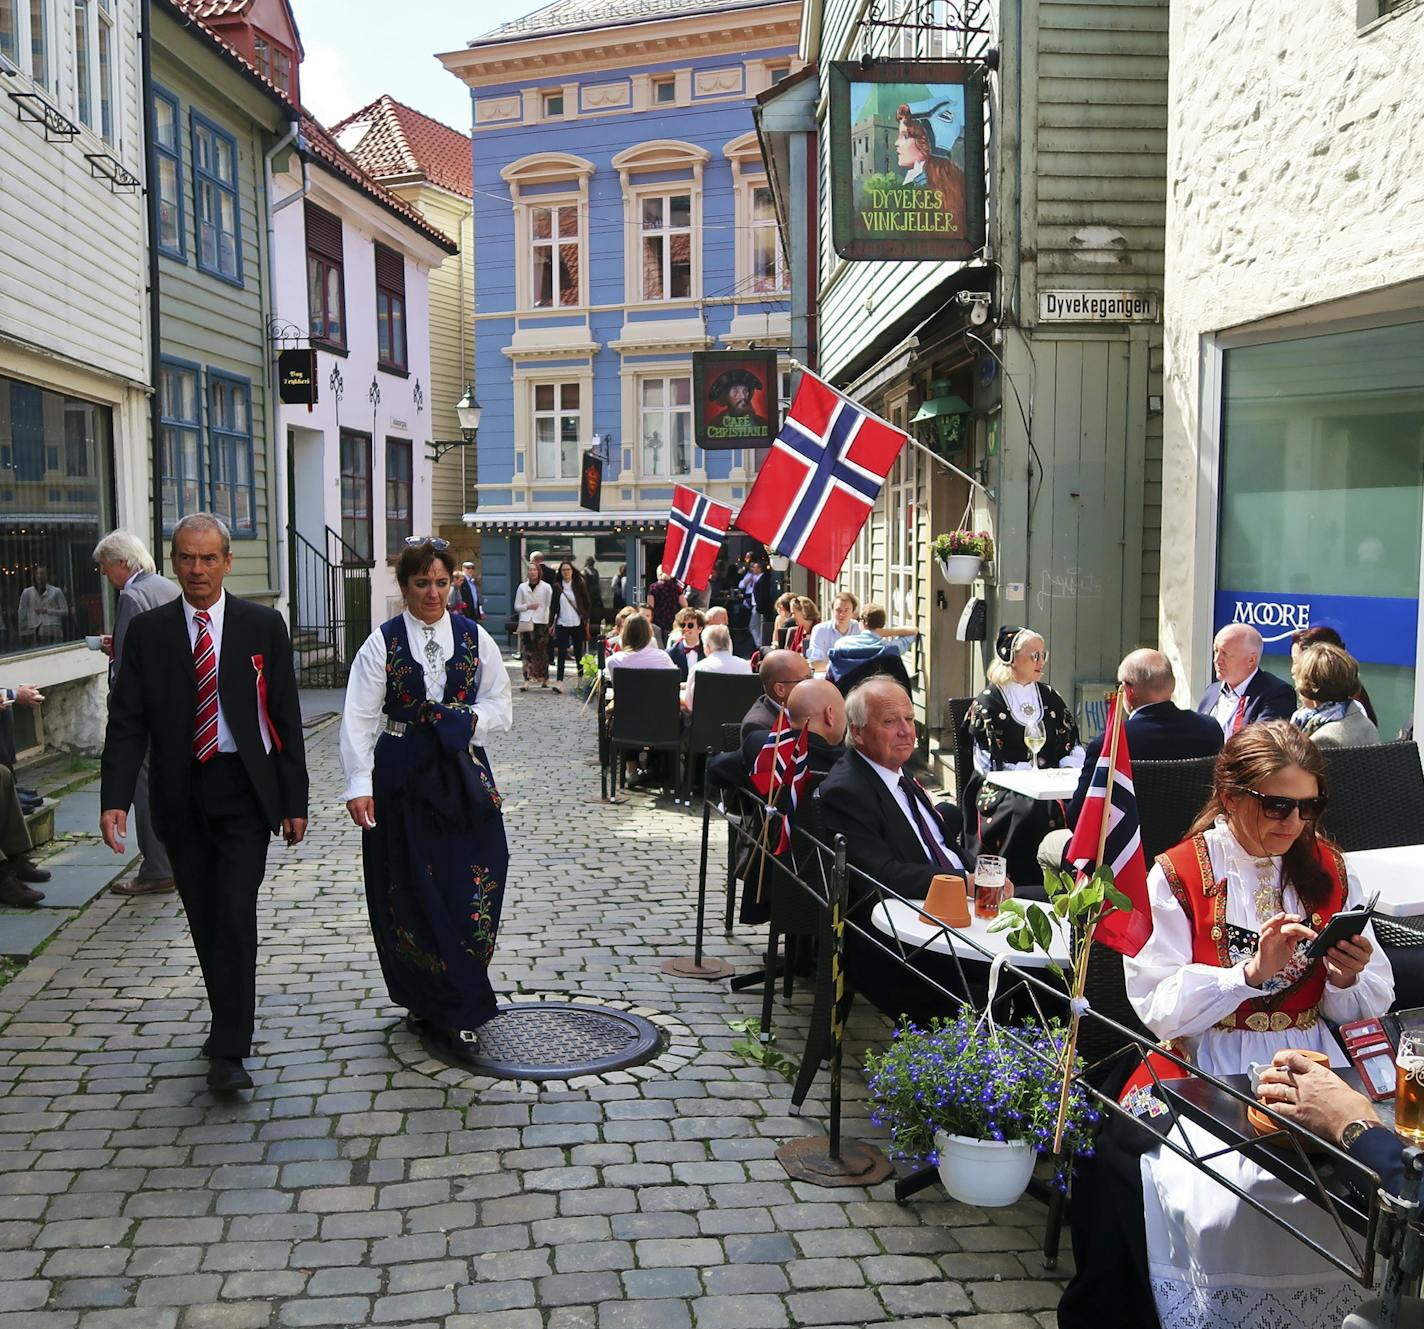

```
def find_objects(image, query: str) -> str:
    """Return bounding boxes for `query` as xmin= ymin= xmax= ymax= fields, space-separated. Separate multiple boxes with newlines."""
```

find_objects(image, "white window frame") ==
xmin=611 ymin=140 xmax=709 ymax=307
xmin=0 ymin=0 xmax=52 ymax=90
xmin=724 ymin=134 xmax=788 ymax=299
xmin=638 ymin=373 xmax=695 ymax=480
xmin=528 ymin=200 xmax=582 ymax=311
xmin=73 ymin=0 xmax=115 ymax=144
xmin=500 ymin=152 xmax=596 ymax=313
xmin=531 ymin=380 xmax=583 ymax=481
xmin=635 ymin=190 xmax=694 ymax=304
xmin=748 ymin=180 xmax=790 ymax=296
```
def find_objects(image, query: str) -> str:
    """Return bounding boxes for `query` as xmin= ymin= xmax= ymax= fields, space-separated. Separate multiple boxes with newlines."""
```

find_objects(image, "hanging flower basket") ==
xmin=934 ymin=1130 xmax=1037 ymax=1207
xmin=933 ymin=530 xmax=993 ymax=584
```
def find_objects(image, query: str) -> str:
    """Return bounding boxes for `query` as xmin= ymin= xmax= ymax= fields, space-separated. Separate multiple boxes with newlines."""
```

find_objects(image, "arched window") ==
xmin=723 ymin=132 xmax=788 ymax=297
xmin=500 ymin=152 xmax=596 ymax=311
xmin=610 ymin=140 xmax=710 ymax=304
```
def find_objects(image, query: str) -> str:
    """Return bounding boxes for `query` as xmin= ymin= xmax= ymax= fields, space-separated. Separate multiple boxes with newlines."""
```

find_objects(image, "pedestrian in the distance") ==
xmin=583 ymin=556 xmax=604 ymax=640
xmin=99 ymin=513 xmax=309 ymax=1094
xmin=646 ymin=566 xmax=688 ymax=640
xmin=94 ymin=529 xmax=182 ymax=897
xmin=611 ymin=563 xmax=628 ymax=615
xmin=339 ymin=539 xmax=513 ymax=1065
xmin=514 ymin=561 xmax=552 ymax=691
xmin=460 ymin=561 xmax=482 ymax=619
xmin=551 ymin=560 xmax=591 ymax=692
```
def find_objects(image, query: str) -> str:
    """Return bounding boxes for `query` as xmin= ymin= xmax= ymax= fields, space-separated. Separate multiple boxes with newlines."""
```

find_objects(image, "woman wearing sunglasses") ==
xmin=963 ymin=625 xmax=1083 ymax=896
xmin=1064 ymin=721 xmax=1393 ymax=1329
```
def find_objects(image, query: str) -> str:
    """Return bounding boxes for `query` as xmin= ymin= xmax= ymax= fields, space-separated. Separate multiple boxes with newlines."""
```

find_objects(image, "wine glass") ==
xmin=1024 ymin=720 xmax=1046 ymax=769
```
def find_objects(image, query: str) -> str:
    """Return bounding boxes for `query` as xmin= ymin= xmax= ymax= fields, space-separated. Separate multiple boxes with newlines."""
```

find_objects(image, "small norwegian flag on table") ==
xmin=1066 ymin=694 xmax=1152 ymax=957
xmin=749 ymin=717 xmax=808 ymax=855
xmin=663 ymin=485 xmax=733 ymax=592
xmin=735 ymin=369 xmax=908 ymax=581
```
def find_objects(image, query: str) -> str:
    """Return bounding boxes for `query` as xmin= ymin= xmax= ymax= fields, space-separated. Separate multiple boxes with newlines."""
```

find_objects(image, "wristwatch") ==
xmin=1340 ymin=1119 xmax=1376 ymax=1150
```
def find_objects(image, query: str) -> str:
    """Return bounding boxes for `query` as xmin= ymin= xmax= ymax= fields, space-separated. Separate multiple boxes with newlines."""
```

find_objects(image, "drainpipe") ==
xmin=140 ymin=0 xmax=163 ymax=560
xmin=264 ymin=118 xmax=307 ymax=615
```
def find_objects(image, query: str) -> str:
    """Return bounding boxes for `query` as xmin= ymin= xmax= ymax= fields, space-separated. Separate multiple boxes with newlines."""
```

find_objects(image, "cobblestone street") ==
xmin=0 ymin=665 xmax=1066 ymax=1329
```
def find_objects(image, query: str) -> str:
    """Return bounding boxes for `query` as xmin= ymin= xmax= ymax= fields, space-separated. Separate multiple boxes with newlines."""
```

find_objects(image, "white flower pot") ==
xmin=937 ymin=554 xmax=982 ymax=585
xmin=934 ymin=1130 xmax=1036 ymax=1207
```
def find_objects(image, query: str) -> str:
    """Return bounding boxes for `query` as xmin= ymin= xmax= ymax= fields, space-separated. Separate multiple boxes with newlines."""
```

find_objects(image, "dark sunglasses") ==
xmin=1236 ymin=787 xmax=1328 ymax=822
xmin=404 ymin=536 xmax=450 ymax=551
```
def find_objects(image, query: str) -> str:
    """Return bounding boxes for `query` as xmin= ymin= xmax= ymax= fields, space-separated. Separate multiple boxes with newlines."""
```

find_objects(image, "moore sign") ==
xmin=1213 ymin=590 xmax=1418 ymax=668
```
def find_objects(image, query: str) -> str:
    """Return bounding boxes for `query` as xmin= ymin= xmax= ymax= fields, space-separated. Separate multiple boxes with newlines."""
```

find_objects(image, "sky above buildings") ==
xmin=293 ymin=0 xmax=542 ymax=130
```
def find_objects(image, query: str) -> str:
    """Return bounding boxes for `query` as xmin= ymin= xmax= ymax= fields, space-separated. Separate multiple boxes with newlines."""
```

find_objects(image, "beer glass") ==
xmin=975 ymin=854 xmax=1008 ymax=921
xmin=1397 ymin=1030 xmax=1424 ymax=1145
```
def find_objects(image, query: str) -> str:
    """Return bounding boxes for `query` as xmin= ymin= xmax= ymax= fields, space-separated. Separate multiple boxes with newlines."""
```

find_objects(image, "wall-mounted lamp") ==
xmin=429 ymin=384 xmax=482 ymax=463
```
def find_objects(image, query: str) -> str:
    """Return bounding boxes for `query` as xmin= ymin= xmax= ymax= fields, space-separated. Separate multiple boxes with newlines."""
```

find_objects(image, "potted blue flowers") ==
xmin=865 ymin=1009 xmax=1098 ymax=1207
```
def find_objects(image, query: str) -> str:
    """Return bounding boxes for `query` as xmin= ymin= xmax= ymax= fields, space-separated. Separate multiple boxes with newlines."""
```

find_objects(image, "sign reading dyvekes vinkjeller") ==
xmin=828 ymin=60 xmax=986 ymax=262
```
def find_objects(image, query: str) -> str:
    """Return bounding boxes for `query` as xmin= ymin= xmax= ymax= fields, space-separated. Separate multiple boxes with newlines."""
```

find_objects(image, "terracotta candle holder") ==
xmin=919 ymin=874 xmax=971 ymax=929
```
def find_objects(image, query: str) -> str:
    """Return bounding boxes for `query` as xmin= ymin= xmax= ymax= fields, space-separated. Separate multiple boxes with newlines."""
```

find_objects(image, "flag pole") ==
xmin=752 ymin=722 xmax=798 ymax=905
xmin=785 ymin=357 xmax=991 ymax=498
xmin=1051 ymin=687 xmax=1123 ymax=1153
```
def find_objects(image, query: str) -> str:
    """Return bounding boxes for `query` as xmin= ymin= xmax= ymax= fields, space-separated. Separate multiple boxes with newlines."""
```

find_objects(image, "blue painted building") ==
xmin=439 ymin=0 xmax=802 ymax=621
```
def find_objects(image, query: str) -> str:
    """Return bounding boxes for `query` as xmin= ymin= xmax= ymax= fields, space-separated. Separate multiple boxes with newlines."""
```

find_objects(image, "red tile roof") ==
xmin=300 ymin=113 xmax=459 ymax=254
xmin=158 ymin=0 xmax=295 ymax=109
xmin=330 ymin=96 xmax=472 ymax=198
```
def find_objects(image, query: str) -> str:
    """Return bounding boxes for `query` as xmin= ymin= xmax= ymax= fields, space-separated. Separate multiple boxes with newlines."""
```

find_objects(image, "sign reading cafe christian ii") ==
xmin=828 ymin=61 xmax=986 ymax=262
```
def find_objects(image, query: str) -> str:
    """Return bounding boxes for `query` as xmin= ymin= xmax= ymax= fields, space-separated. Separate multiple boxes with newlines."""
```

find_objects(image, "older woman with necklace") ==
xmin=339 ymin=539 xmax=513 ymax=1064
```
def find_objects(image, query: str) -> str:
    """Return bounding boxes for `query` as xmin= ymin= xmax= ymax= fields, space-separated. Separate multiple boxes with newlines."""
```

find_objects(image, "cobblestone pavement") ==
xmin=0 ymin=664 xmax=1067 ymax=1328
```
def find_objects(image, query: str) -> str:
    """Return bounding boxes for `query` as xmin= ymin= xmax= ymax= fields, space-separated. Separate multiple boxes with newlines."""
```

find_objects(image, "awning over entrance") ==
xmin=462 ymin=510 xmax=666 ymax=534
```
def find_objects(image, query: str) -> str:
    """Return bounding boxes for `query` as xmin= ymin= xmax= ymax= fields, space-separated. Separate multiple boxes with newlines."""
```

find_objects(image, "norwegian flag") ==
xmin=775 ymin=727 xmax=813 ymax=857
xmin=663 ymin=485 xmax=733 ymax=592
xmin=750 ymin=711 xmax=796 ymax=798
xmin=736 ymin=370 xmax=909 ymax=581
xmin=1066 ymin=694 xmax=1152 ymax=957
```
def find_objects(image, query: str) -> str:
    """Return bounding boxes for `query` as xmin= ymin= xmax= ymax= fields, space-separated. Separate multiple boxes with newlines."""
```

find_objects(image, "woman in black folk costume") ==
xmin=339 ymin=540 xmax=513 ymax=1063
xmin=964 ymin=625 xmax=1084 ymax=897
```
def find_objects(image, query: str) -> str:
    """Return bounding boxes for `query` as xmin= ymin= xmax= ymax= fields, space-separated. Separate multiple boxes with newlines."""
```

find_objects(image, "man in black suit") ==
xmin=100 ymin=514 xmax=309 ymax=1094
xmin=1066 ymin=649 xmax=1223 ymax=827
xmin=740 ymin=649 xmax=811 ymax=739
xmin=1195 ymin=623 xmax=1297 ymax=738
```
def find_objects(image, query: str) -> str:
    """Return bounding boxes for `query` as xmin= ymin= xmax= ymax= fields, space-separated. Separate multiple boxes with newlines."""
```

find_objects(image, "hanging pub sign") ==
xmin=579 ymin=450 xmax=603 ymax=512
xmin=828 ymin=60 xmax=986 ymax=262
xmin=691 ymin=349 xmax=778 ymax=451
xmin=277 ymin=348 xmax=318 ymax=405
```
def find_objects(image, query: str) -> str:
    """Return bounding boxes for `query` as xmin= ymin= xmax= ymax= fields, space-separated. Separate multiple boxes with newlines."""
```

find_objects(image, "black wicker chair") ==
xmin=1320 ymin=741 xmax=1424 ymax=852
xmin=606 ymin=668 xmax=683 ymax=799
xmin=679 ymin=672 xmax=765 ymax=805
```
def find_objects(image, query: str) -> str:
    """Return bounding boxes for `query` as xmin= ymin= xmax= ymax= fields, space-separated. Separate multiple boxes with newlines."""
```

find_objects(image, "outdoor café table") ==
xmin=1156 ymin=1067 xmax=1384 ymax=1238
xmin=984 ymin=767 xmax=1080 ymax=803
xmin=1343 ymin=845 xmax=1424 ymax=919
xmin=869 ymin=897 xmax=1072 ymax=967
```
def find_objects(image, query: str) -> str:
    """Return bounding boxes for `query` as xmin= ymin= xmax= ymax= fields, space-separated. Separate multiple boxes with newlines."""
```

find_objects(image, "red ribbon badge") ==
xmin=252 ymin=654 xmax=283 ymax=753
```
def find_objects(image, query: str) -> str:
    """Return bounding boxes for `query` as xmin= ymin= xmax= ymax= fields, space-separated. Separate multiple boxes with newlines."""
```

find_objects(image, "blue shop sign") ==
xmin=1214 ymin=590 xmax=1418 ymax=668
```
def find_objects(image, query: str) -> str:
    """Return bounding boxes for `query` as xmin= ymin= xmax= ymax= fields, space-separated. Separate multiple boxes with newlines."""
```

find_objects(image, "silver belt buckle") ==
xmin=382 ymin=718 xmax=408 ymax=737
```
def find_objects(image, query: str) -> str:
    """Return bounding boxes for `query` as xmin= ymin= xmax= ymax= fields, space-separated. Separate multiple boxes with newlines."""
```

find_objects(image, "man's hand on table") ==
xmin=1257 ymin=1050 xmax=1381 ymax=1145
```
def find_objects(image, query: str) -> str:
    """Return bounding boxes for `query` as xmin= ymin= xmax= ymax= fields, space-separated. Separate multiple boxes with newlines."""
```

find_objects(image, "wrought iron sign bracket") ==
xmin=85 ymin=152 xmax=140 ymax=193
xmin=268 ymin=317 xmax=309 ymax=347
xmin=9 ymin=90 xmax=79 ymax=141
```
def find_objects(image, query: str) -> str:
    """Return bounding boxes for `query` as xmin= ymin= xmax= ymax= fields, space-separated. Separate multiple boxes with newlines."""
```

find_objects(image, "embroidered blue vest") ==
xmin=381 ymin=612 xmax=484 ymax=721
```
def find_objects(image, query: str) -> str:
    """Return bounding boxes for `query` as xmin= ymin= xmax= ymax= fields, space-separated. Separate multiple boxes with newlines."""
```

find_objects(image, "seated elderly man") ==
xmin=818 ymin=675 xmax=971 ymax=898
xmin=683 ymin=623 xmax=752 ymax=712
xmin=740 ymin=648 xmax=812 ymax=738
xmin=0 ymin=760 xmax=51 ymax=908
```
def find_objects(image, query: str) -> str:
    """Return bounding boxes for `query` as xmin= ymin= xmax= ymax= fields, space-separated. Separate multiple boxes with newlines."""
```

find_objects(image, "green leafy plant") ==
xmin=932 ymin=530 xmax=994 ymax=562
xmin=989 ymin=864 xmax=1132 ymax=983
xmin=728 ymin=1018 xmax=798 ymax=1083
xmin=864 ymin=1010 xmax=1098 ymax=1187
xmin=579 ymin=653 xmax=599 ymax=680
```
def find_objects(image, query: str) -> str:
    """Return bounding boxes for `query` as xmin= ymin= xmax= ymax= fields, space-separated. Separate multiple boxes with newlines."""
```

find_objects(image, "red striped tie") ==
xmin=193 ymin=609 xmax=219 ymax=762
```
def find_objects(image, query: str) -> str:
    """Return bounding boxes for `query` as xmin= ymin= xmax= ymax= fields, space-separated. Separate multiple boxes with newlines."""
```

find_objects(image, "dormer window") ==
xmin=253 ymin=29 xmax=293 ymax=96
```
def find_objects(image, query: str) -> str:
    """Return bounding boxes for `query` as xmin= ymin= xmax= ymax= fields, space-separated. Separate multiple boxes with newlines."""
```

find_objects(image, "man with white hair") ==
xmin=94 ymin=529 xmax=182 ymax=896
xmin=683 ymin=623 xmax=752 ymax=712
xmin=1195 ymin=622 xmax=1296 ymax=736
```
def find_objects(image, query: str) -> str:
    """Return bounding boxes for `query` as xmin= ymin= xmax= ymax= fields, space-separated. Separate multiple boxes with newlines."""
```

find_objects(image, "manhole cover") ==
xmin=427 ymin=1002 xmax=665 ymax=1081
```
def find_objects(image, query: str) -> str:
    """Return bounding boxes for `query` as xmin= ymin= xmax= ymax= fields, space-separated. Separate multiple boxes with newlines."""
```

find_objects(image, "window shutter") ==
xmin=374 ymin=243 xmax=405 ymax=296
xmin=306 ymin=202 xmax=343 ymax=262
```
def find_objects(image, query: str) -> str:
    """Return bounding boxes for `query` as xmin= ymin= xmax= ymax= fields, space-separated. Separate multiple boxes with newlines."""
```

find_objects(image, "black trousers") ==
xmin=554 ymin=624 xmax=585 ymax=681
xmin=164 ymin=754 xmax=271 ymax=1059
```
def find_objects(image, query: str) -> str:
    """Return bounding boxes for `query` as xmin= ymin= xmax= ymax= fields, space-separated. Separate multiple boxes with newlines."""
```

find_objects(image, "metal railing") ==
xmin=289 ymin=525 xmax=372 ymax=688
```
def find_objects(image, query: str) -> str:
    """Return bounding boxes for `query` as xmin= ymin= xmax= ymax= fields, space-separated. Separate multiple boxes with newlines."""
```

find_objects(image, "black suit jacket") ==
xmin=1350 ymin=1125 xmax=1405 ymax=1195
xmin=752 ymin=571 xmax=777 ymax=617
xmin=1068 ymin=701 xmax=1224 ymax=826
xmin=816 ymin=748 xmax=973 ymax=901
xmin=1195 ymin=668 xmax=1297 ymax=731
xmin=667 ymin=641 xmax=704 ymax=681
xmin=101 ymin=594 xmax=309 ymax=838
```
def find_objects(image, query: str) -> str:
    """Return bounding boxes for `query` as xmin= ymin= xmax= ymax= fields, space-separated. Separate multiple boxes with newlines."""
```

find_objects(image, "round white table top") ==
xmin=869 ymin=897 xmax=1070 ymax=967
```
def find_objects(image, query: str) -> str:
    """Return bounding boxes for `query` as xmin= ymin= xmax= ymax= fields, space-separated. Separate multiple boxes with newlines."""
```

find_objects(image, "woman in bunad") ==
xmin=1123 ymin=720 xmax=1392 ymax=1327
xmin=964 ymin=625 xmax=1083 ymax=897
xmin=339 ymin=539 xmax=513 ymax=1065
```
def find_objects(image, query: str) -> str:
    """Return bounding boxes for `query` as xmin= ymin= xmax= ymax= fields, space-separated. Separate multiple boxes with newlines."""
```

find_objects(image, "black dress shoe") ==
xmin=430 ymin=1026 xmax=484 ymax=1069
xmin=207 ymin=1057 xmax=253 ymax=1092
xmin=0 ymin=874 xmax=42 ymax=908
xmin=13 ymin=859 xmax=50 ymax=884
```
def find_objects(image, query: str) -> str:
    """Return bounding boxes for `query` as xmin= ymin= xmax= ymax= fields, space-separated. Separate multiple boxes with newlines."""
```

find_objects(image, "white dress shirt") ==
xmin=339 ymin=613 xmax=513 ymax=801
xmin=555 ymin=581 xmax=582 ymax=628
xmin=683 ymin=648 xmax=753 ymax=711
xmin=182 ymin=591 xmax=271 ymax=756
xmin=859 ymin=752 xmax=964 ymax=870
xmin=1211 ymin=667 xmax=1258 ymax=734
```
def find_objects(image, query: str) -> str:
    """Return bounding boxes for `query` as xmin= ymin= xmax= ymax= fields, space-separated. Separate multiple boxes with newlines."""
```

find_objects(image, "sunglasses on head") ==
xmin=403 ymin=536 xmax=450 ymax=551
xmin=1236 ymin=786 xmax=1328 ymax=822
